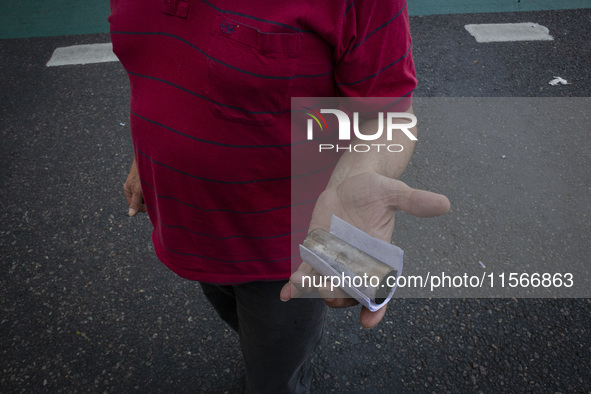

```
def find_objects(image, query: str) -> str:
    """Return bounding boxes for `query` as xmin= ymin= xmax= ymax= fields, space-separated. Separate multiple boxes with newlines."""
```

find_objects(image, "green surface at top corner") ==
xmin=0 ymin=0 xmax=111 ymax=39
xmin=1 ymin=0 xmax=590 ymax=39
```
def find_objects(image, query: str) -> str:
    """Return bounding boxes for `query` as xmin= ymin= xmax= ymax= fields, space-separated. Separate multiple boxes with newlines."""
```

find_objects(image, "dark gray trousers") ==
xmin=199 ymin=281 xmax=327 ymax=394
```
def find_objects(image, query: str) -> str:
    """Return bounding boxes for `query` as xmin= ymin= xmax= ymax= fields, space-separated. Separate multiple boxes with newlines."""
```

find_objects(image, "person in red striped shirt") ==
xmin=112 ymin=0 xmax=449 ymax=392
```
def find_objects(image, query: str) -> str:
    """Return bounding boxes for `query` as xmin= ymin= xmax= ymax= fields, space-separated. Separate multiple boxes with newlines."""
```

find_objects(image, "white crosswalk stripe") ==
xmin=46 ymin=43 xmax=118 ymax=67
xmin=465 ymin=23 xmax=554 ymax=43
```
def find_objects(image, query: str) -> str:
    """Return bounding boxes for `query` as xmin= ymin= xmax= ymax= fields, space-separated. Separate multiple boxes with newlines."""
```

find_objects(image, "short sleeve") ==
xmin=334 ymin=0 xmax=417 ymax=99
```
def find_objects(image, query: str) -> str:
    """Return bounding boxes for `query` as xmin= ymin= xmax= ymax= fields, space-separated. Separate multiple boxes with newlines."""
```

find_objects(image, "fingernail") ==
xmin=128 ymin=208 xmax=137 ymax=216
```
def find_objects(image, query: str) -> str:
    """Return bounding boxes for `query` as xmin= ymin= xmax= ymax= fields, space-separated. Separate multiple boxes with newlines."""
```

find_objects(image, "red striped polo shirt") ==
xmin=109 ymin=0 xmax=417 ymax=284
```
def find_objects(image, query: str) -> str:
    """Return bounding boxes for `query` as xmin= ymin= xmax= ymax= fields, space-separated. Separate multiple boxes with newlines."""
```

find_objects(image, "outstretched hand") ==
xmin=280 ymin=172 xmax=450 ymax=328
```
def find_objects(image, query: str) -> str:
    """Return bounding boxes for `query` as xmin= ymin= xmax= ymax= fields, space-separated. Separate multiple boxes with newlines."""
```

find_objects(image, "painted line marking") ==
xmin=46 ymin=43 xmax=118 ymax=67
xmin=465 ymin=23 xmax=554 ymax=43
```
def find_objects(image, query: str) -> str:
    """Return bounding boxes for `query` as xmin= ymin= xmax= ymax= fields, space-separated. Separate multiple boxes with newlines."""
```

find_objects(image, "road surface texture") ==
xmin=1 ymin=5 xmax=590 ymax=394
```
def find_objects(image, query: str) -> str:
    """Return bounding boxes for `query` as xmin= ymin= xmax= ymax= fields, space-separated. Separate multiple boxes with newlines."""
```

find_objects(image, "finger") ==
xmin=323 ymin=297 xmax=358 ymax=309
xmin=279 ymin=281 xmax=293 ymax=302
xmin=128 ymin=187 xmax=144 ymax=216
xmin=360 ymin=304 xmax=387 ymax=329
xmin=406 ymin=189 xmax=450 ymax=217
xmin=280 ymin=262 xmax=317 ymax=301
xmin=280 ymin=279 xmax=357 ymax=308
xmin=382 ymin=178 xmax=450 ymax=218
xmin=319 ymin=286 xmax=351 ymax=304
xmin=123 ymin=183 xmax=133 ymax=206
xmin=123 ymin=183 xmax=141 ymax=216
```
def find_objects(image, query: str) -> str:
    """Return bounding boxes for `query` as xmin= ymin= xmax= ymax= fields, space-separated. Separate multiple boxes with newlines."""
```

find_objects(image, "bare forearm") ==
xmin=326 ymin=109 xmax=417 ymax=188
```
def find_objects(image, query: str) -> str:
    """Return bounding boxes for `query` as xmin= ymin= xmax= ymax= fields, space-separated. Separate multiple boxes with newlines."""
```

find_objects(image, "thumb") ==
xmin=381 ymin=177 xmax=450 ymax=218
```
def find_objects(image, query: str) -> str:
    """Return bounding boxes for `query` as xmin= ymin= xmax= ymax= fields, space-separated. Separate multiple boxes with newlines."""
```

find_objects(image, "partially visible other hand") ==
xmin=123 ymin=157 xmax=147 ymax=216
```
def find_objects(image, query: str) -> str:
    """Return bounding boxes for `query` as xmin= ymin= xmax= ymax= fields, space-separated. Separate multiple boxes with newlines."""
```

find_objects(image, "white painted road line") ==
xmin=46 ymin=43 xmax=118 ymax=67
xmin=465 ymin=23 xmax=554 ymax=43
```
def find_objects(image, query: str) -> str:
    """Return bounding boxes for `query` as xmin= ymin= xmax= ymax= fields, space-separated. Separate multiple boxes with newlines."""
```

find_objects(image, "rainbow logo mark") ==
xmin=303 ymin=107 xmax=328 ymax=132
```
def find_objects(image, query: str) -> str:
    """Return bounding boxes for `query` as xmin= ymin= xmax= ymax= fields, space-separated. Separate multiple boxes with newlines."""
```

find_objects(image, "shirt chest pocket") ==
xmin=205 ymin=15 xmax=302 ymax=126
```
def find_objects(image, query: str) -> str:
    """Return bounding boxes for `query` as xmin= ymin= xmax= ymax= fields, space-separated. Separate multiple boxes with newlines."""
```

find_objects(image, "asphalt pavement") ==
xmin=1 ymin=7 xmax=590 ymax=394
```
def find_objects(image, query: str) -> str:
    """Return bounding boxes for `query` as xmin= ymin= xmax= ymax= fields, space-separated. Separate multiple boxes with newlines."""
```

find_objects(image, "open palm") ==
xmin=280 ymin=172 xmax=450 ymax=328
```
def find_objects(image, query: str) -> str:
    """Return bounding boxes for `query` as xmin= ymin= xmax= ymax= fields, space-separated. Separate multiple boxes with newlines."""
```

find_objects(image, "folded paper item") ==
xmin=299 ymin=215 xmax=404 ymax=312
